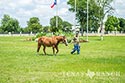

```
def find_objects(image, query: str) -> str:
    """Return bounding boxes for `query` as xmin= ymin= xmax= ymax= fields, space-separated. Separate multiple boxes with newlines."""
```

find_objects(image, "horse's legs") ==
xmin=37 ymin=42 xmax=41 ymax=55
xmin=43 ymin=46 xmax=46 ymax=55
xmin=52 ymin=47 xmax=55 ymax=55
xmin=55 ymin=46 xmax=59 ymax=54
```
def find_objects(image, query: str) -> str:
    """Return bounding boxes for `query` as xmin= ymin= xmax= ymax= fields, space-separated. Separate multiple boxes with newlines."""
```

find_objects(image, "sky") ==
xmin=111 ymin=0 xmax=125 ymax=18
xmin=0 ymin=0 xmax=125 ymax=27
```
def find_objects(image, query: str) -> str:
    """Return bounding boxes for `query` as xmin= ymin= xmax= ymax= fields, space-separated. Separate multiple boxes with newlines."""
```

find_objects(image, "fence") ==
xmin=0 ymin=31 xmax=125 ymax=36
xmin=0 ymin=32 xmax=35 ymax=36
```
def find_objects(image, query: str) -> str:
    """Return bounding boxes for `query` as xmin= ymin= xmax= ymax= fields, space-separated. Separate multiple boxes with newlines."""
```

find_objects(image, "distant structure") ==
xmin=72 ymin=25 xmax=80 ymax=33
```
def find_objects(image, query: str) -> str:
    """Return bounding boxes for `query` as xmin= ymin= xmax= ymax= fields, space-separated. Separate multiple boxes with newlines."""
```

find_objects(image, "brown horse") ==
xmin=37 ymin=36 xmax=68 ymax=55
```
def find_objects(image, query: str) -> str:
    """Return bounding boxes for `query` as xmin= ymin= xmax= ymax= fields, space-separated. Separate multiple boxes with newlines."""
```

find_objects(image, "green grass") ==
xmin=0 ymin=36 xmax=125 ymax=83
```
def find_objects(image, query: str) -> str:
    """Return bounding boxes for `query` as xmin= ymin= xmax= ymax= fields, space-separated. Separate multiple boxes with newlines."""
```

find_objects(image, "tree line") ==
xmin=0 ymin=0 xmax=125 ymax=34
xmin=0 ymin=14 xmax=72 ymax=34
xmin=105 ymin=15 xmax=125 ymax=32
xmin=67 ymin=0 xmax=125 ymax=33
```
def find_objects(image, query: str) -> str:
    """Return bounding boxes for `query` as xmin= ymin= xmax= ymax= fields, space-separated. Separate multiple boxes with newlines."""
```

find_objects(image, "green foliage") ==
xmin=35 ymin=31 xmax=71 ymax=41
xmin=105 ymin=16 xmax=125 ymax=32
xmin=96 ymin=0 xmax=114 ymax=30
xmin=35 ymin=32 xmax=46 ymax=38
xmin=105 ymin=16 xmax=119 ymax=31
xmin=67 ymin=0 xmax=100 ymax=31
xmin=62 ymin=21 xmax=72 ymax=32
xmin=50 ymin=16 xmax=72 ymax=33
xmin=0 ymin=14 xmax=21 ymax=33
xmin=0 ymin=27 xmax=4 ymax=33
xmin=119 ymin=18 xmax=125 ymax=32
xmin=42 ymin=26 xmax=51 ymax=33
xmin=50 ymin=16 xmax=63 ymax=32
xmin=67 ymin=0 xmax=113 ymax=32
xmin=23 ymin=27 xmax=30 ymax=33
xmin=26 ymin=17 xmax=42 ymax=33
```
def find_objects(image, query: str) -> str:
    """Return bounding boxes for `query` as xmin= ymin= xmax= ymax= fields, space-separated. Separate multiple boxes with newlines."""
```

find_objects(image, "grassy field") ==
xmin=0 ymin=36 xmax=125 ymax=83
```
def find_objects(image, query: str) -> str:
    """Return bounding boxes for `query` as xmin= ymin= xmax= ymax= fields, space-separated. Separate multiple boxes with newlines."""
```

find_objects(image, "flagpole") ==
xmin=56 ymin=0 xmax=58 ymax=28
xmin=87 ymin=0 xmax=89 ymax=41
xmin=74 ymin=0 xmax=76 ymax=32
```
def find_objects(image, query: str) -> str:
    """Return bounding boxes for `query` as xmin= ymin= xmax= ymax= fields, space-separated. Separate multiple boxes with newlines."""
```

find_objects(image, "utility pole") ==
xmin=87 ymin=0 xmax=89 ymax=41
xmin=74 ymin=0 xmax=76 ymax=32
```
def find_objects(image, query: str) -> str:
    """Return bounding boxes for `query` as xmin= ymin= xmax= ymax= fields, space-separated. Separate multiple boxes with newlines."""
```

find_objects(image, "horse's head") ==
xmin=61 ymin=36 xmax=68 ymax=46
xmin=55 ymin=36 xmax=68 ymax=46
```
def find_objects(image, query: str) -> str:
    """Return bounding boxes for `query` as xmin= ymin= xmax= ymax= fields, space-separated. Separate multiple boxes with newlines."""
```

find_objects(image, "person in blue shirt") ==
xmin=71 ymin=33 xmax=80 ymax=54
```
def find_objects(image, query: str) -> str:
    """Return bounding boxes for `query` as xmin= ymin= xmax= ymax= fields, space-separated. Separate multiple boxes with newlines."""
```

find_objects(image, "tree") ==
xmin=62 ymin=21 xmax=72 ymax=32
xmin=43 ymin=26 xmax=50 ymax=33
xmin=105 ymin=16 xmax=120 ymax=32
xmin=96 ymin=0 xmax=114 ymax=40
xmin=68 ymin=0 xmax=114 ymax=39
xmin=0 ymin=14 xmax=20 ymax=33
xmin=68 ymin=0 xmax=101 ymax=34
xmin=96 ymin=0 xmax=114 ymax=25
xmin=50 ymin=16 xmax=72 ymax=33
xmin=119 ymin=18 xmax=125 ymax=32
xmin=0 ymin=26 xmax=4 ymax=33
xmin=50 ymin=16 xmax=63 ymax=33
xmin=27 ymin=17 xmax=42 ymax=33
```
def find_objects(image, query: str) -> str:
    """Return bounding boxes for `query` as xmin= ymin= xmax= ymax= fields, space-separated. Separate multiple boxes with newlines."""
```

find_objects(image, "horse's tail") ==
xmin=37 ymin=37 xmax=43 ymax=53
xmin=35 ymin=38 xmax=39 ymax=42
xmin=35 ymin=37 xmax=43 ymax=42
xmin=37 ymin=38 xmax=41 ymax=43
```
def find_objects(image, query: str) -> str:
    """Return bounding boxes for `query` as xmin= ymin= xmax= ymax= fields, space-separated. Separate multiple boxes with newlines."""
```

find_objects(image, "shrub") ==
xmin=35 ymin=32 xmax=46 ymax=38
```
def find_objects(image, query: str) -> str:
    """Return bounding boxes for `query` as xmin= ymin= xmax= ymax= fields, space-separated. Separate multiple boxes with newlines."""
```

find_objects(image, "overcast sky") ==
xmin=0 ymin=0 xmax=125 ymax=27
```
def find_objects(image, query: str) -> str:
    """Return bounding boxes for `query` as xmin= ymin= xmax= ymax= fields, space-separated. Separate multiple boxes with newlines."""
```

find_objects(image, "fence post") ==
xmin=8 ymin=32 xmax=11 ymax=36
xmin=20 ymin=32 xmax=22 ymax=36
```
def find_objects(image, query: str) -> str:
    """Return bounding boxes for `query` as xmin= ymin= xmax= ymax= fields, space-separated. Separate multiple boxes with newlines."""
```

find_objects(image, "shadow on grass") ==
xmin=70 ymin=53 xmax=80 ymax=56
xmin=36 ymin=53 xmax=66 ymax=56
xmin=94 ymin=39 xmax=101 ymax=41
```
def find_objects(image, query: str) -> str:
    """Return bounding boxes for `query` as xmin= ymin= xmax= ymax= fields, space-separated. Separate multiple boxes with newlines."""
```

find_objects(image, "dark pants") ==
xmin=71 ymin=44 xmax=80 ymax=54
